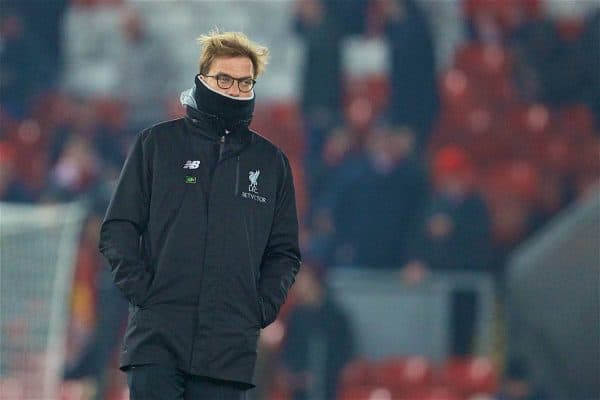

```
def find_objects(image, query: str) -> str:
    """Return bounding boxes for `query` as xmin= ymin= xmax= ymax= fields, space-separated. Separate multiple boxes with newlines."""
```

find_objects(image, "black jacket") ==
xmin=99 ymin=100 xmax=301 ymax=387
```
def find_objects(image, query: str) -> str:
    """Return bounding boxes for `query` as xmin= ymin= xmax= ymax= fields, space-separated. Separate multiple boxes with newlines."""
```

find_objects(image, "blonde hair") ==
xmin=197 ymin=30 xmax=270 ymax=78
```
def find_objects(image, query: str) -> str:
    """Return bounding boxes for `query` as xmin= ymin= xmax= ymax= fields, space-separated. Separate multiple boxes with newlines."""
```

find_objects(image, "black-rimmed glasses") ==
xmin=202 ymin=73 xmax=256 ymax=93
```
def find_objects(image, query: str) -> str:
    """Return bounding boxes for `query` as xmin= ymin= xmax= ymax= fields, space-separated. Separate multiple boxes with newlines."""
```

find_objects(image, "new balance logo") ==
xmin=183 ymin=160 xmax=200 ymax=169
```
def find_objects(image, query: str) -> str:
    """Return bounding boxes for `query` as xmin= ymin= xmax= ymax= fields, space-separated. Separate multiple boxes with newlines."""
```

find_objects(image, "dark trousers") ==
xmin=450 ymin=290 xmax=478 ymax=355
xmin=127 ymin=364 xmax=249 ymax=400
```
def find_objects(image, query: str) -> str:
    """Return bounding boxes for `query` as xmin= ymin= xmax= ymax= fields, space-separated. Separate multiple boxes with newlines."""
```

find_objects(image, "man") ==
xmin=99 ymin=31 xmax=301 ymax=400
xmin=280 ymin=261 xmax=355 ymax=400
xmin=402 ymin=145 xmax=492 ymax=355
xmin=381 ymin=0 xmax=439 ymax=150
xmin=117 ymin=7 xmax=174 ymax=132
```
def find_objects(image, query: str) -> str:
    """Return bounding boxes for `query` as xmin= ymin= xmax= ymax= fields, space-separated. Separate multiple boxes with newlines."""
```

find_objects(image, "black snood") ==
xmin=193 ymin=74 xmax=255 ymax=132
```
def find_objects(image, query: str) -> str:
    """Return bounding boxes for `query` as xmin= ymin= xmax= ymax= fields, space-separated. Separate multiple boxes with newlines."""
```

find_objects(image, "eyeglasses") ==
xmin=202 ymin=73 xmax=256 ymax=93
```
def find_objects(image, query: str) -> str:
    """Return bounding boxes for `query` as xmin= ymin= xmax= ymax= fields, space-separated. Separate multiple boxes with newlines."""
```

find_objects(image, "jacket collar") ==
xmin=181 ymin=93 xmax=253 ymax=160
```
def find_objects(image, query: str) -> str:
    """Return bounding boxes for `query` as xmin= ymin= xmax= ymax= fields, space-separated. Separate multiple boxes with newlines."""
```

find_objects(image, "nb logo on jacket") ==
xmin=183 ymin=160 xmax=200 ymax=169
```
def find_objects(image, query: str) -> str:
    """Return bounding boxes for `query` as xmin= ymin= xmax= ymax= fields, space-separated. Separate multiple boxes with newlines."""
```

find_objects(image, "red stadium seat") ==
xmin=338 ymin=385 xmax=396 ymax=400
xmin=29 ymin=90 xmax=66 ymax=130
xmin=7 ymin=119 xmax=48 ymax=190
xmin=439 ymin=69 xmax=478 ymax=112
xmin=92 ymin=97 xmax=127 ymax=131
xmin=250 ymin=101 xmax=305 ymax=160
xmin=269 ymin=386 xmax=291 ymax=400
xmin=479 ymin=74 xmax=517 ymax=106
xmin=340 ymin=359 xmax=373 ymax=386
xmin=437 ymin=100 xmax=479 ymax=136
xmin=452 ymin=43 xmax=517 ymax=106
xmin=540 ymin=135 xmax=575 ymax=175
xmin=440 ymin=356 xmax=498 ymax=397
xmin=70 ymin=0 xmax=124 ymax=7
xmin=437 ymin=69 xmax=514 ymax=133
xmin=556 ymin=17 xmax=585 ymax=42
xmin=575 ymin=137 xmax=600 ymax=175
xmin=507 ymin=160 xmax=541 ymax=204
xmin=365 ymin=74 xmax=391 ymax=113
xmin=464 ymin=106 xmax=494 ymax=137
xmin=520 ymin=0 xmax=544 ymax=20
xmin=556 ymin=104 xmax=596 ymax=139
xmin=454 ymin=43 xmax=512 ymax=82
xmin=463 ymin=0 xmax=542 ymax=35
xmin=504 ymin=103 xmax=552 ymax=138
xmin=463 ymin=0 xmax=498 ymax=19
xmin=372 ymin=356 xmax=434 ymax=393
xmin=404 ymin=387 xmax=463 ymax=400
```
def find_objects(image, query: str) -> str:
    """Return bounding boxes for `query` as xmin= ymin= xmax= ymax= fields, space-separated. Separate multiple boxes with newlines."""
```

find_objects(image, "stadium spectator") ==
xmin=279 ymin=261 xmax=355 ymax=400
xmin=61 ymin=4 xmax=123 ymax=98
xmin=293 ymin=0 xmax=367 ymax=191
xmin=2 ymin=0 xmax=68 ymax=86
xmin=47 ymin=98 xmax=126 ymax=193
xmin=579 ymin=9 xmax=600 ymax=126
xmin=0 ymin=142 xmax=36 ymax=202
xmin=402 ymin=145 xmax=492 ymax=355
xmin=293 ymin=0 xmax=342 ymax=119
xmin=510 ymin=13 xmax=558 ymax=102
xmin=116 ymin=7 xmax=175 ymax=132
xmin=304 ymin=122 xmax=370 ymax=266
xmin=483 ymin=160 xmax=544 ymax=282
xmin=293 ymin=0 xmax=344 ymax=191
xmin=333 ymin=126 xmax=428 ymax=267
xmin=404 ymin=145 xmax=492 ymax=275
xmin=380 ymin=0 xmax=439 ymax=149
xmin=63 ymin=193 xmax=128 ymax=400
xmin=0 ymin=9 xmax=49 ymax=118
xmin=509 ymin=5 xmax=597 ymax=110
xmin=46 ymin=134 xmax=101 ymax=202
xmin=312 ymin=125 xmax=369 ymax=211
xmin=90 ymin=99 xmax=129 ymax=173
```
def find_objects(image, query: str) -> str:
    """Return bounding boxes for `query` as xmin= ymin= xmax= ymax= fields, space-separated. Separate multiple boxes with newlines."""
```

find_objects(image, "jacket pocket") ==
xmin=247 ymin=271 xmax=262 ymax=328
xmin=242 ymin=219 xmax=262 ymax=326
xmin=137 ymin=271 xmax=157 ymax=308
xmin=244 ymin=329 xmax=260 ymax=354
xmin=256 ymin=295 xmax=267 ymax=328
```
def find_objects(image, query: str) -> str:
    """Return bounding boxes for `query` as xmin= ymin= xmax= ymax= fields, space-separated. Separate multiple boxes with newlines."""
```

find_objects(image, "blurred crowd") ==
xmin=1 ymin=0 xmax=598 ymax=399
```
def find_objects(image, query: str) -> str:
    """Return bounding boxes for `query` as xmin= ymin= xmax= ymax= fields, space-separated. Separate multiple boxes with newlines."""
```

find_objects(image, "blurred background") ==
xmin=0 ymin=0 xmax=599 ymax=399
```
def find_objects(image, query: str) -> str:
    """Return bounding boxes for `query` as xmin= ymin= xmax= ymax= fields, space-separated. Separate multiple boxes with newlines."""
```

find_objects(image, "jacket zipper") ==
xmin=218 ymin=134 xmax=225 ymax=160
xmin=190 ymin=130 xmax=232 ymax=370
xmin=220 ymin=133 xmax=241 ymax=196
xmin=190 ymin=133 xmax=226 ymax=371
xmin=234 ymin=156 xmax=240 ymax=196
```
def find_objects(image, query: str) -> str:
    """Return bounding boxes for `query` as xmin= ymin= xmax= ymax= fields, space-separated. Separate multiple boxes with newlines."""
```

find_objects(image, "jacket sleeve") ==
xmin=98 ymin=130 xmax=153 ymax=306
xmin=257 ymin=152 xmax=302 ymax=328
